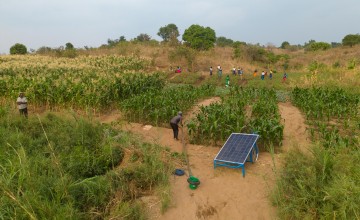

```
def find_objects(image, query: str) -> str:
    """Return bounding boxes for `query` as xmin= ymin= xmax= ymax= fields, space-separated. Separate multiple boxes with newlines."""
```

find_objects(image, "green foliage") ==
xmin=292 ymin=86 xmax=360 ymax=149
xmin=157 ymin=23 xmax=180 ymax=43
xmin=342 ymin=34 xmax=360 ymax=47
xmin=280 ymin=41 xmax=290 ymax=49
xmin=232 ymin=41 xmax=246 ymax=47
xmin=10 ymin=43 xmax=27 ymax=55
xmin=121 ymin=84 xmax=215 ymax=126
xmin=188 ymin=87 xmax=284 ymax=149
xmin=306 ymin=42 xmax=331 ymax=51
xmin=107 ymin=36 xmax=127 ymax=47
xmin=0 ymin=112 xmax=174 ymax=219
xmin=308 ymin=60 xmax=327 ymax=73
xmin=135 ymin=33 xmax=151 ymax=42
xmin=182 ymin=24 xmax=216 ymax=51
xmin=168 ymin=71 xmax=204 ymax=84
xmin=65 ymin=42 xmax=74 ymax=50
xmin=347 ymin=58 xmax=358 ymax=70
xmin=332 ymin=61 xmax=341 ymax=68
xmin=36 ymin=46 xmax=53 ymax=55
xmin=216 ymin=36 xmax=234 ymax=47
xmin=168 ymin=46 xmax=197 ymax=71
xmin=0 ymin=55 xmax=161 ymax=109
xmin=244 ymin=45 xmax=267 ymax=62
xmin=272 ymin=144 xmax=360 ymax=219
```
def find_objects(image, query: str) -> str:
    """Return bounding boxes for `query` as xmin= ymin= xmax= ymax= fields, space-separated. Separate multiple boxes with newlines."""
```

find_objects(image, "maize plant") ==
xmin=121 ymin=84 xmax=215 ymax=126
xmin=0 ymin=55 xmax=163 ymax=110
xmin=292 ymin=86 xmax=360 ymax=150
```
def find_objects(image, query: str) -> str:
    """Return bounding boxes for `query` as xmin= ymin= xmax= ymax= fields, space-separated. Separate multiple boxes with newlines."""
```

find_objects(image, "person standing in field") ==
xmin=261 ymin=71 xmax=265 ymax=80
xmin=217 ymin=65 xmax=222 ymax=78
xmin=269 ymin=70 xmax=273 ymax=80
xmin=225 ymin=75 xmax=230 ymax=87
xmin=170 ymin=111 xmax=182 ymax=140
xmin=283 ymin=72 xmax=288 ymax=82
xmin=238 ymin=67 xmax=244 ymax=80
xmin=17 ymin=92 xmax=28 ymax=118
xmin=253 ymin=70 xmax=257 ymax=78
xmin=232 ymin=67 xmax=236 ymax=76
xmin=210 ymin=66 xmax=213 ymax=76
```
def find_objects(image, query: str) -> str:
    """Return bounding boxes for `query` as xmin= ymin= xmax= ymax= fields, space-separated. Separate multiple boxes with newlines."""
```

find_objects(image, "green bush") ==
xmin=10 ymin=43 xmax=27 ymax=54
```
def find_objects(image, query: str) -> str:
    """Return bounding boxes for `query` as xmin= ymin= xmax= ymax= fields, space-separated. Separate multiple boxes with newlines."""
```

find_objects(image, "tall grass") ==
xmin=0 ymin=110 xmax=174 ymax=219
xmin=272 ymin=145 xmax=360 ymax=219
xmin=272 ymin=86 xmax=360 ymax=219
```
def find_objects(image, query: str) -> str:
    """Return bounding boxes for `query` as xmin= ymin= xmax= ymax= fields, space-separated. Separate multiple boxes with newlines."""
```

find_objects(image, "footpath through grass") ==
xmin=271 ymin=86 xmax=360 ymax=219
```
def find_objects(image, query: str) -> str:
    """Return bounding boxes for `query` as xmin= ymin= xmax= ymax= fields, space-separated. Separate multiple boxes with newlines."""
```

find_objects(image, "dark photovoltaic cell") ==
xmin=214 ymin=133 xmax=259 ymax=164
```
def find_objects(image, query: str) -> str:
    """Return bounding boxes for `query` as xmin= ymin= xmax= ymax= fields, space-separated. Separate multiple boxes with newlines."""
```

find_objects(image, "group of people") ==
xmin=209 ymin=66 xmax=244 ymax=80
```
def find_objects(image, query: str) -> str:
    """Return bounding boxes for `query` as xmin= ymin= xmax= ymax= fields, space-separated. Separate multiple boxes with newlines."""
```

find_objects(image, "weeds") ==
xmin=0 ymin=112 xmax=174 ymax=219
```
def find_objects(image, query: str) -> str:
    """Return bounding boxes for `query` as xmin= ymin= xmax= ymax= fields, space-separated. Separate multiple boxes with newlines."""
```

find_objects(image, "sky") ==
xmin=1 ymin=0 xmax=359 ymax=54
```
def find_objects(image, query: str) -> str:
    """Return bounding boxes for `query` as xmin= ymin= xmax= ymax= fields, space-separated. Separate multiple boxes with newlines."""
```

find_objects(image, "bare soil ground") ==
xmin=98 ymin=99 xmax=310 ymax=220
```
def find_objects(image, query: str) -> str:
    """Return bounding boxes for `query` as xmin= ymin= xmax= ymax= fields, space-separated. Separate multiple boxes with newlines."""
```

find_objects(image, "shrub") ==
xmin=10 ymin=43 xmax=27 ymax=54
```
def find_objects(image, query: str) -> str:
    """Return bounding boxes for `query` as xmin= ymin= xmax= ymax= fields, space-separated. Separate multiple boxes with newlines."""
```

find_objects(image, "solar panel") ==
xmin=214 ymin=133 xmax=259 ymax=177
xmin=214 ymin=133 xmax=259 ymax=164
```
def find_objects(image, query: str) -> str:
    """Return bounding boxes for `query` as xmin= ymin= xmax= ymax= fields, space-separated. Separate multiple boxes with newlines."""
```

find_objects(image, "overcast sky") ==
xmin=1 ymin=0 xmax=359 ymax=54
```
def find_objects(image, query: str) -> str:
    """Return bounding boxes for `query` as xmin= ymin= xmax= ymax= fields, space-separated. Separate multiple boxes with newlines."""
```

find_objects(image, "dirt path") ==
xmin=278 ymin=102 xmax=311 ymax=154
xmin=119 ymin=98 xmax=278 ymax=220
xmin=98 ymin=100 xmax=310 ymax=220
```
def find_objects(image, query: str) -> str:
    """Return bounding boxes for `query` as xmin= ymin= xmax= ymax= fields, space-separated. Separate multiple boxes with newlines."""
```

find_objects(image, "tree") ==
xmin=280 ymin=41 xmax=290 ymax=49
xmin=216 ymin=36 xmax=234 ymax=47
xmin=182 ymin=24 xmax=216 ymax=51
xmin=136 ymin=33 xmax=151 ymax=42
xmin=65 ymin=42 xmax=74 ymax=50
xmin=157 ymin=23 xmax=179 ymax=42
xmin=10 ymin=43 xmax=27 ymax=55
xmin=342 ymin=34 xmax=360 ymax=47
xmin=119 ymin=36 xmax=126 ymax=42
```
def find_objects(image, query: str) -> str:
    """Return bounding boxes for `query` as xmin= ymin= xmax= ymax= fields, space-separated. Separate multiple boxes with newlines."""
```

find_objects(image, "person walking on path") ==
xmin=170 ymin=111 xmax=183 ymax=140
xmin=17 ymin=92 xmax=28 ymax=118
xmin=210 ymin=66 xmax=213 ymax=76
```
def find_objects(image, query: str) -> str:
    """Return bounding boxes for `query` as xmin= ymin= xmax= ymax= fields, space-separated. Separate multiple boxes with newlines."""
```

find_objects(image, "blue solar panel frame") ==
xmin=214 ymin=133 xmax=259 ymax=177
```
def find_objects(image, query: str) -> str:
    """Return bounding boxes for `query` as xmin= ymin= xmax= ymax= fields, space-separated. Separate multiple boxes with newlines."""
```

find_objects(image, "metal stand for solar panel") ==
xmin=214 ymin=133 xmax=259 ymax=177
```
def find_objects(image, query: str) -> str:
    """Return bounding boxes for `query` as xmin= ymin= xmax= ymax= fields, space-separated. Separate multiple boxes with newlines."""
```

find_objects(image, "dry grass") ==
xmin=77 ymin=43 xmax=360 ymax=79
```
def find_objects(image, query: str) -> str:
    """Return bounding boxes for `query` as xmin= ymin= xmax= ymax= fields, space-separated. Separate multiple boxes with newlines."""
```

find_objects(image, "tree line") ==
xmin=8 ymin=23 xmax=360 ymax=55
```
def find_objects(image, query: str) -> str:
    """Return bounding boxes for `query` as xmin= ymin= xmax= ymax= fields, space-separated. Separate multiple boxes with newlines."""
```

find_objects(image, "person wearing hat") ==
xmin=170 ymin=111 xmax=183 ymax=140
xmin=16 ymin=92 xmax=28 ymax=118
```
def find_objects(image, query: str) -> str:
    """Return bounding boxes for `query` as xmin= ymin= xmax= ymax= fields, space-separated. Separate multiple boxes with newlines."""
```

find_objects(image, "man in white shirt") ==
xmin=16 ymin=92 xmax=28 ymax=118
